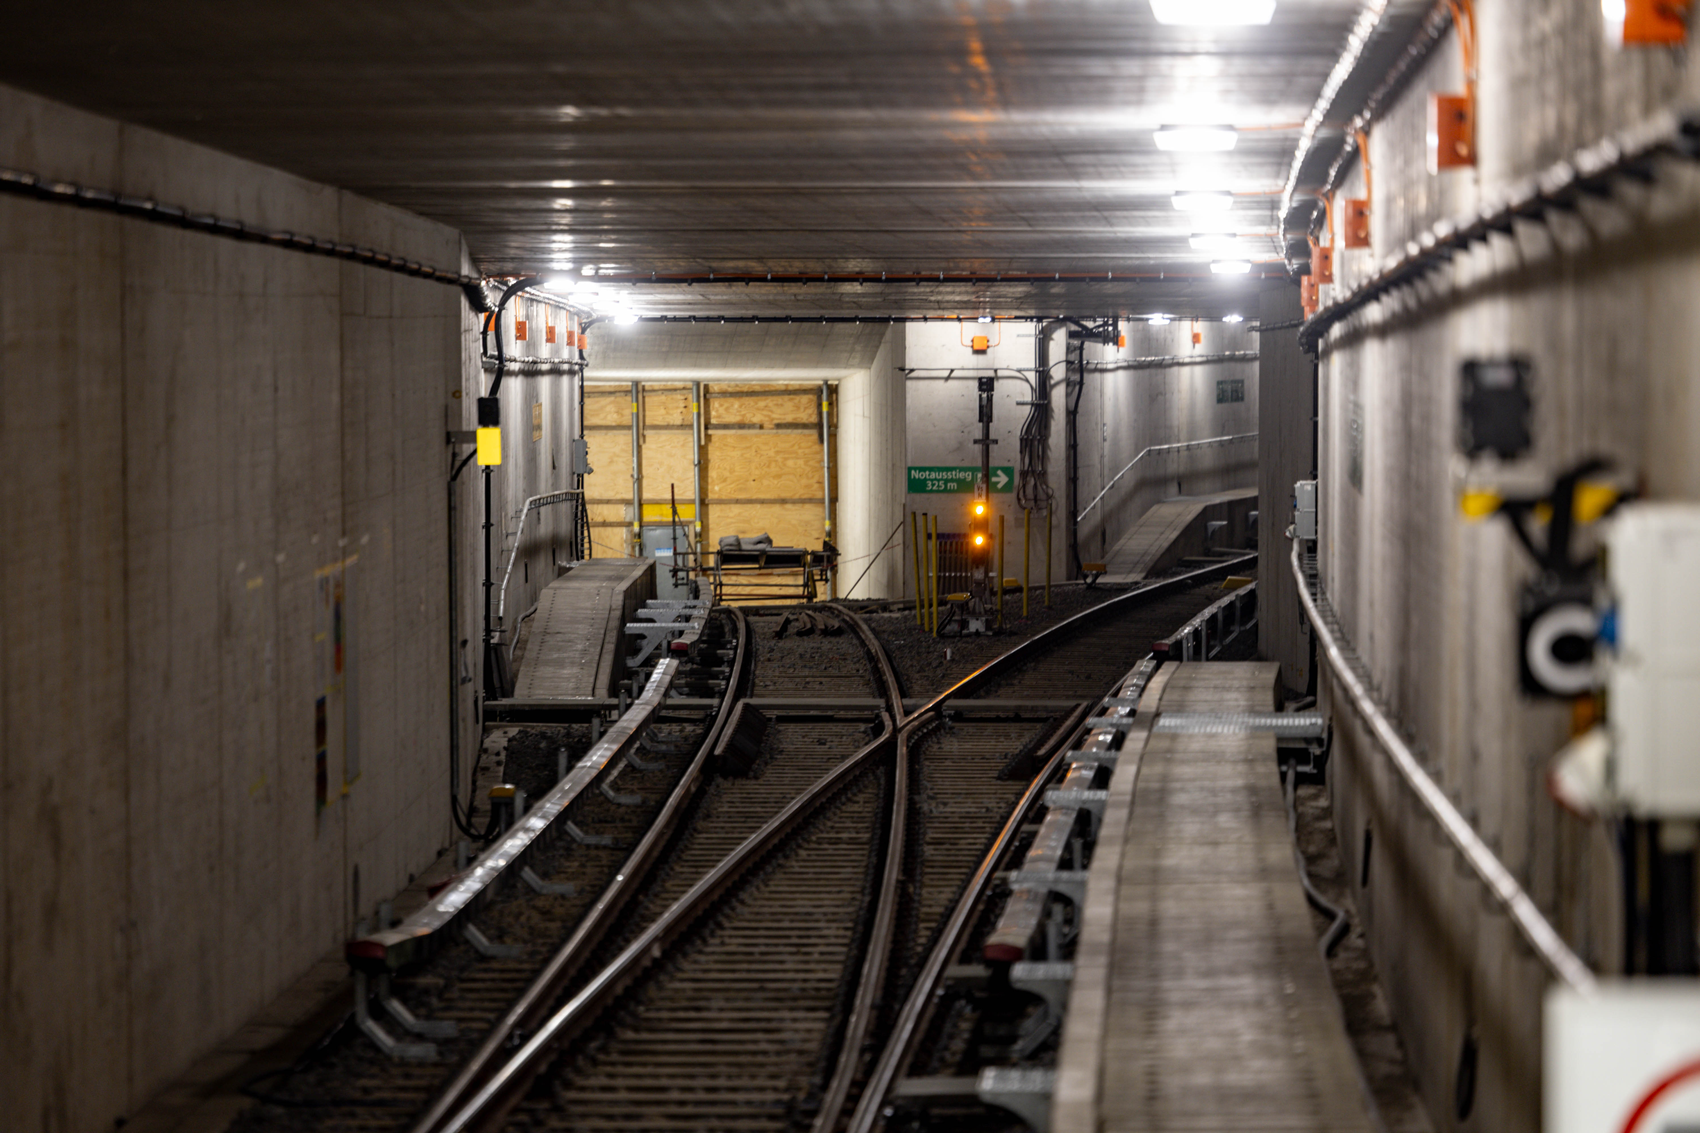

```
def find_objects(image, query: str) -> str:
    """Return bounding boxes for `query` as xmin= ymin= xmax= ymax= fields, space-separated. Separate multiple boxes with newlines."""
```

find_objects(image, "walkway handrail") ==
xmin=497 ymin=488 xmax=583 ymax=624
xmin=1075 ymin=432 xmax=1258 ymax=523
xmin=1290 ymin=538 xmax=1597 ymax=993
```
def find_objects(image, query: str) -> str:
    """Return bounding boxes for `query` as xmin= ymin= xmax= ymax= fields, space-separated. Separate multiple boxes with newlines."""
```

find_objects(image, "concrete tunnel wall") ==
xmin=0 ymin=83 xmax=475 ymax=1132
xmin=1310 ymin=5 xmax=1700 ymax=1129
xmin=902 ymin=319 xmax=1259 ymax=596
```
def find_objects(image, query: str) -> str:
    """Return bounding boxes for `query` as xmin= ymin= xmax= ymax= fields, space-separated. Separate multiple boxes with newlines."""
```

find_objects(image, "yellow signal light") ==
xmin=973 ymin=534 xmax=985 ymax=546
xmin=974 ymin=503 xmax=985 ymax=515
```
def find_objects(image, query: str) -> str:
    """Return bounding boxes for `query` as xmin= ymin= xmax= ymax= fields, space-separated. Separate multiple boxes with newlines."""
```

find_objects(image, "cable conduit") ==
xmin=1289 ymin=538 xmax=1597 ymax=992
xmin=1298 ymin=105 xmax=1700 ymax=355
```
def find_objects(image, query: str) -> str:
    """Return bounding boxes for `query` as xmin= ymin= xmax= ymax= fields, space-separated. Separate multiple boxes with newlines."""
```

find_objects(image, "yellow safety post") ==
xmin=910 ymin=512 xmax=923 ymax=628
xmin=930 ymin=514 xmax=940 ymax=636
xmin=1045 ymin=506 xmax=1053 ymax=606
xmin=996 ymin=514 xmax=1005 ymax=628
xmin=1023 ymin=508 xmax=1031 ymax=618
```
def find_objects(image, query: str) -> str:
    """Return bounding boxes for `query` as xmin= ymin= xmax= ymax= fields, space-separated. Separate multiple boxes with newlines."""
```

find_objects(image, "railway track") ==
xmin=396 ymin=559 xmax=1250 ymax=1133
xmin=235 ymin=558 xmax=1251 ymax=1133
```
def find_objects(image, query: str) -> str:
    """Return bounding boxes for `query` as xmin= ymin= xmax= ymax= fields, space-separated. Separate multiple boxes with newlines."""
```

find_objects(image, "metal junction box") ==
xmin=1294 ymin=480 xmax=1318 ymax=541
xmin=1606 ymin=504 xmax=1700 ymax=816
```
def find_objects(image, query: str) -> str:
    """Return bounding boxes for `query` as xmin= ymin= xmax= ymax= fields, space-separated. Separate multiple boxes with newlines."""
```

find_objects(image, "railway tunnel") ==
xmin=3 ymin=2 xmax=1699 ymax=1131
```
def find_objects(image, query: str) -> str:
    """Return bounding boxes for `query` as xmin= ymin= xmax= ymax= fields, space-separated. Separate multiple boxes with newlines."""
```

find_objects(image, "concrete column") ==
xmin=1256 ymin=284 xmax=1312 ymax=695
xmin=836 ymin=324 xmax=907 ymax=598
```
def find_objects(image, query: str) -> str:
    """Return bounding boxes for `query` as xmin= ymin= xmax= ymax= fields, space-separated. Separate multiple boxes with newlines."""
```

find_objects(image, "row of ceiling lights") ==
xmin=545 ymin=0 xmax=1280 ymax=328
xmin=1140 ymin=0 xmax=1280 ymax=324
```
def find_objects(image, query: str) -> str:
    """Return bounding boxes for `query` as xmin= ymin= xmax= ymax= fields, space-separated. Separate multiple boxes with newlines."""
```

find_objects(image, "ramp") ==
xmin=1100 ymin=487 xmax=1257 ymax=582
xmin=513 ymin=558 xmax=655 ymax=700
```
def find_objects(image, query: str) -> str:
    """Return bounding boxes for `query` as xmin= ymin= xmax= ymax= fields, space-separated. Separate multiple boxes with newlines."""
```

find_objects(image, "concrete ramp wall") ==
xmin=1100 ymin=488 xmax=1258 ymax=581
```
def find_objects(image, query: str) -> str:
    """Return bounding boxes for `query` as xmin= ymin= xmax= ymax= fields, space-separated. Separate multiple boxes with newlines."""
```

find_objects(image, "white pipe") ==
xmin=1290 ymin=538 xmax=1597 ymax=994
xmin=1075 ymin=432 xmax=1258 ymax=523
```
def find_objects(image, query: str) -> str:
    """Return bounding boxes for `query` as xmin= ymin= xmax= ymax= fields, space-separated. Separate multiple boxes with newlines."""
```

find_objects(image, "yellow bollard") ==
xmin=1023 ymin=507 xmax=1031 ymax=619
xmin=910 ymin=512 xmax=922 ymax=628
xmin=1045 ymin=506 xmax=1053 ymax=606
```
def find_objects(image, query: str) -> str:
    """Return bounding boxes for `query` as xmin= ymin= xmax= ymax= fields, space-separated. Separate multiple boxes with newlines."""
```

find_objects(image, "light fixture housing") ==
xmin=1154 ymin=125 xmax=1239 ymax=152
xmin=1148 ymin=314 xmax=1173 ymax=326
xmin=1172 ymin=191 xmax=1235 ymax=213
xmin=1149 ymin=0 xmax=1276 ymax=24
xmin=1189 ymin=232 xmax=1242 ymax=251
xmin=1211 ymin=260 xmax=1254 ymax=274
xmin=1224 ymin=313 xmax=1245 ymax=323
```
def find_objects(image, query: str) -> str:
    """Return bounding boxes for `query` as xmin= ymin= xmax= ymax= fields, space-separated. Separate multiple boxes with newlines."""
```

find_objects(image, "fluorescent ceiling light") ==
xmin=1189 ymin=232 xmax=1242 ymax=251
xmin=544 ymin=272 xmax=576 ymax=287
xmin=1224 ymin=314 xmax=1245 ymax=323
xmin=1154 ymin=125 xmax=1238 ymax=152
xmin=1211 ymin=260 xmax=1253 ymax=274
xmin=977 ymin=314 xmax=994 ymax=324
xmin=614 ymin=312 xmax=639 ymax=326
xmin=1150 ymin=0 xmax=1276 ymax=25
xmin=1172 ymin=191 xmax=1234 ymax=212
xmin=572 ymin=281 xmax=602 ymax=298
xmin=1148 ymin=314 xmax=1173 ymax=326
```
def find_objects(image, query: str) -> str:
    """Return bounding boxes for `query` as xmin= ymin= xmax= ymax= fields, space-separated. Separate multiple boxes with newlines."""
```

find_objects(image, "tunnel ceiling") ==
xmin=0 ymin=0 xmax=1433 ymax=319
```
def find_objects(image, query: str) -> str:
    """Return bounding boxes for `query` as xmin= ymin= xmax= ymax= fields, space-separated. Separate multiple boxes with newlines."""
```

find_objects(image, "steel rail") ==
xmin=810 ymin=607 xmax=913 ymax=1133
xmin=1074 ymin=434 xmax=1258 ymax=523
xmin=1290 ymin=538 xmax=1597 ymax=992
xmin=349 ymin=640 xmax=698 ymax=974
xmin=406 ymin=608 xmax=752 ymax=1133
xmin=431 ymin=605 xmax=905 ymax=1133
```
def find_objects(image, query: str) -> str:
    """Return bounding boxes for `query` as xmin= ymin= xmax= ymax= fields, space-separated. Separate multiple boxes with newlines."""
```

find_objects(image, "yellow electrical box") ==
xmin=1344 ymin=199 xmax=1371 ymax=248
xmin=971 ymin=335 xmax=990 ymax=352
xmin=476 ymin=426 xmax=502 ymax=466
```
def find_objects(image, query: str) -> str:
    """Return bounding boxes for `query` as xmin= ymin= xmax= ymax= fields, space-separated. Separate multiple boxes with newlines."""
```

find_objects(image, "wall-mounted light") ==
xmin=1150 ymin=0 xmax=1276 ymax=24
xmin=977 ymin=314 xmax=994 ymax=323
xmin=1224 ymin=314 xmax=1245 ymax=323
xmin=1189 ymin=232 xmax=1242 ymax=250
xmin=614 ymin=312 xmax=639 ymax=326
xmin=1154 ymin=125 xmax=1239 ymax=151
xmin=1172 ymin=191 xmax=1234 ymax=212
xmin=1148 ymin=314 xmax=1173 ymax=326
xmin=1210 ymin=260 xmax=1253 ymax=274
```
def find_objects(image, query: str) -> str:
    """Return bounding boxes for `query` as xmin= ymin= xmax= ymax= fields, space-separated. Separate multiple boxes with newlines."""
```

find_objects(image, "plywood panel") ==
xmin=582 ymin=430 xmax=632 ymax=510
xmin=639 ymin=430 xmax=694 ymax=499
xmin=706 ymin=432 xmax=829 ymax=498
xmin=707 ymin=384 xmax=819 ymax=426
xmin=584 ymin=385 xmax=632 ymax=427
xmin=643 ymin=385 xmax=692 ymax=426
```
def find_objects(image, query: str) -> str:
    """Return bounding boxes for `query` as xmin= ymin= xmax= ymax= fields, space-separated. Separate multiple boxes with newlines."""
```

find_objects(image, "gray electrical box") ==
xmin=571 ymin=438 xmax=592 ymax=474
xmin=1294 ymin=479 xmax=1317 ymax=540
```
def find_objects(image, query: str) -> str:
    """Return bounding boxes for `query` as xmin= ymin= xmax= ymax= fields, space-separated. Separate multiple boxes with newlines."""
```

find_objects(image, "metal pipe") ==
xmin=692 ymin=381 xmax=704 ymax=576
xmin=820 ymin=381 xmax=833 ymax=596
xmin=1289 ymin=538 xmax=1596 ymax=993
xmin=629 ymin=382 xmax=642 ymax=557
xmin=1076 ymin=432 xmax=1260 ymax=523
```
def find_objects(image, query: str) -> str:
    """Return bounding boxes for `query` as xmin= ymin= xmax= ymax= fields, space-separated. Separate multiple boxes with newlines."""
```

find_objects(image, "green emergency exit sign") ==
xmin=908 ymin=466 xmax=1014 ymax=494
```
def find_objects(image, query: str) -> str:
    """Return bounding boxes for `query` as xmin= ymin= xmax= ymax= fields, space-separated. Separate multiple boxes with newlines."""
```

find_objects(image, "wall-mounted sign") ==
xmin=908 ymin=466 xmax=1014 ymax=494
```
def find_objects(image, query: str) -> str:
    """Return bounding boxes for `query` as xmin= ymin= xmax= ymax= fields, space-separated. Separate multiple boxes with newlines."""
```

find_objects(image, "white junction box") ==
xmin=1605 ymin=504 xmax=1700 ymax=816
xmin=1547 ymin=982 xmax=1700 ymax=1132
xmin=1294 ymin=479 xmax=1318 ymax=540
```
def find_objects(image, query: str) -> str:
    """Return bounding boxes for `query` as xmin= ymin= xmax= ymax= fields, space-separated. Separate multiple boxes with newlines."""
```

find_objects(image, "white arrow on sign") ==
xmin=992 ymin=469 xmax=1010 ymax=490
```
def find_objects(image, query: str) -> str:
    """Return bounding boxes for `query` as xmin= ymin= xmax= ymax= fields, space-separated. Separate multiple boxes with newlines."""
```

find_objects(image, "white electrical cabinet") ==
xmin=1605 ymin=504 xmax=1700 ymax=817
xmin=1547 ymin=982 xmax=1700 ymax=1132
xmin=1294 ymin=479 xmax=1318 ymax=540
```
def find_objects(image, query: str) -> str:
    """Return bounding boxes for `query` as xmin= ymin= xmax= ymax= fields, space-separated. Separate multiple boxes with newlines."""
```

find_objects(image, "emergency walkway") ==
xmin=512 ymin=558 xmax=655 ymax=700
xmin=1054 ymin=661 xmax=1375 ymax=1132
xmin=1098 ymin=487 xmax=1258 ymax=582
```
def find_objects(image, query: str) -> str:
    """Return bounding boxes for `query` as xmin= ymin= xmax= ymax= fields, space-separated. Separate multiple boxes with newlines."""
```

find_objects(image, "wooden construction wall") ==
xmin=581 ymin=381 xmax=837 ymax=561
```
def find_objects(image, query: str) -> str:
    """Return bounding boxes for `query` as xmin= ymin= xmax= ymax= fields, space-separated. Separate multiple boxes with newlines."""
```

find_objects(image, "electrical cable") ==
xmin=1286 ymin=763 xmax=1352 ymax=958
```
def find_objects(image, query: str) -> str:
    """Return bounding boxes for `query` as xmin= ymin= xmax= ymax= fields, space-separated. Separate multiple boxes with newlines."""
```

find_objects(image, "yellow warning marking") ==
xmin=1574 ymin=481 xmax=1619 ymax=523
xmin=246 ymin=575 xmax=265 ymax=590
xmin=1459 ymin=489 xmax=1503 ymax=520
